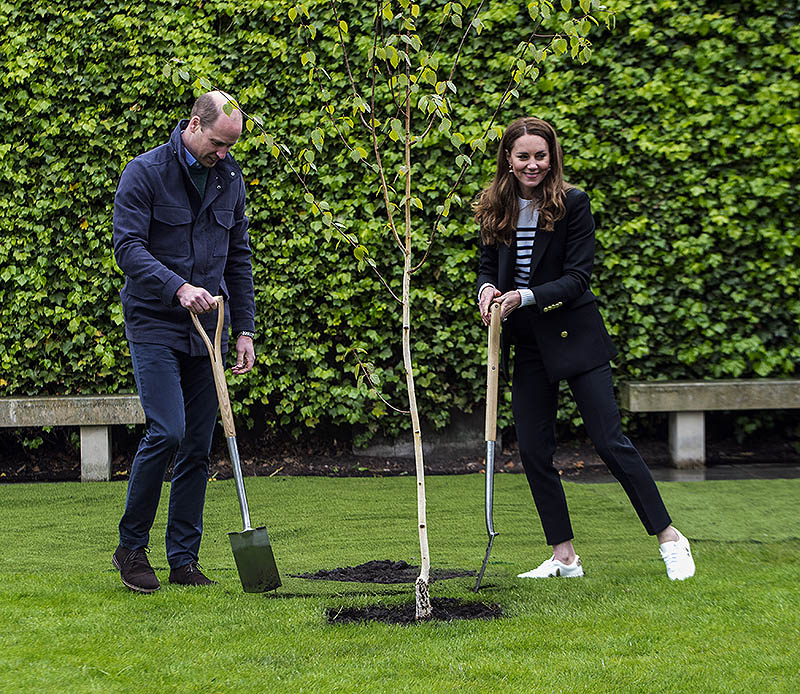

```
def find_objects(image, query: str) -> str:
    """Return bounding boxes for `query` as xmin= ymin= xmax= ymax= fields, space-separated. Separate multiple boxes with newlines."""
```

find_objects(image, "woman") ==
xmin=475 ymin=117 xmax=695 ymax=581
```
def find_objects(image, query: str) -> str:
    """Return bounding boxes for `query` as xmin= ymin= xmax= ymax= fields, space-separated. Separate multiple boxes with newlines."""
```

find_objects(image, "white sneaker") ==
xmin=659 ymin=529 xmax=696 ymax=581
xmin=517 ymin=555 xmax=584 ymax=579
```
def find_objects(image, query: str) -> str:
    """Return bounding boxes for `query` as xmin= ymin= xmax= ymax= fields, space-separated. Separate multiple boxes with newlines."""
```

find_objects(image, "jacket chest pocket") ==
xmin=150 ymin=205 xmax=192 ymax=257
xmin=212 ymin=208 xmax=234 ymax=257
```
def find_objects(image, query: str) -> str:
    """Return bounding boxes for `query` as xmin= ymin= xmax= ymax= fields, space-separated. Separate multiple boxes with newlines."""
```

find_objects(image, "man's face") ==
xmin=184 ymin=113 xmax=242 ymax=168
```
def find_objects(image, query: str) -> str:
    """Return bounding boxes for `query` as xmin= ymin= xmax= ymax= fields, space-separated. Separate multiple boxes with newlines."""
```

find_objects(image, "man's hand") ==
xmin=176 ymin=283 xmax=217 ymax=313
xmin=232 ymin=335 xmax=255 ymax=375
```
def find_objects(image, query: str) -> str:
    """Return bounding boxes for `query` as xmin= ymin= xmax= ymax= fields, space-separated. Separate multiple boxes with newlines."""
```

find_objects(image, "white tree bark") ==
xmin=402 ymin=91 xmax=432 ymax=621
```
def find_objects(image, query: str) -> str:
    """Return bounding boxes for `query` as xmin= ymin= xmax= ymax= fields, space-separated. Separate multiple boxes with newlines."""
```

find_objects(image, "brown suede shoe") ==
xmin=112 ymin=545 xmax=160 ymax=593
xmin=169 ymin=561 xmax=217 ymax=586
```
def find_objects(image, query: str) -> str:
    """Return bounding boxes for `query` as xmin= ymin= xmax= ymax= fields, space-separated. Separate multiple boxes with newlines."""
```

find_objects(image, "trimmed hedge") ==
xmin=1 ymin=0 xmax=798 ymax=446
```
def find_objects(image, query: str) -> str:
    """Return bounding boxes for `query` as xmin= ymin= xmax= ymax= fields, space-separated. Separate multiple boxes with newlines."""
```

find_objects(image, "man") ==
xmin=112 ymin=91 xmax=256 ymax=593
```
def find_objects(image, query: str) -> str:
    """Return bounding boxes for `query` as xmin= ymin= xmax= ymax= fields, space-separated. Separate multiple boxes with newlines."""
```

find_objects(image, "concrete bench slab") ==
xmin=620 ymin=379 xmax=800 ymax=412
xmin=620 ymin=379 xmax=800 ymax=469
xmin=0 ymin=395 xmax=144 ymax=482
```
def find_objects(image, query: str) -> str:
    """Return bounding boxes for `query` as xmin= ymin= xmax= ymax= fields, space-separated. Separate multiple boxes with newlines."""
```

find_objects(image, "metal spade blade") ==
xmin=225 ymin=435 xmax=281 ymax=593
xmin=228 ymin=527 xmax=281 ymax=593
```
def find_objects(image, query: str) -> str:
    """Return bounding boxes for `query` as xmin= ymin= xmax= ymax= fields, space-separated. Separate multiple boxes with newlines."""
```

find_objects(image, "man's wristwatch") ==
xmin=236 ymin=330 xmax=256 ymax=340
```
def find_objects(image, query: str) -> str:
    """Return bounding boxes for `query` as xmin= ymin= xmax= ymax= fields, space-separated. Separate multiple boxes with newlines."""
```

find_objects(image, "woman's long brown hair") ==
xmin=473 ymin=117 xmax=570 ymax=245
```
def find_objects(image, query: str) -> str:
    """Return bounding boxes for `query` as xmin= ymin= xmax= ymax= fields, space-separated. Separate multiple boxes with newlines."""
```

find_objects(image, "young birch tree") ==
xmin=172 ymin=0 xmax=616 ymax=620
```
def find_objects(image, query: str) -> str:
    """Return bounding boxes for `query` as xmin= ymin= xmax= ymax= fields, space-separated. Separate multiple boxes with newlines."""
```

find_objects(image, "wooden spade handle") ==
xmin=485 ymin=302 xmax=502 ymax=442
xmin=190 ymin=296 xmax=236 ymax=438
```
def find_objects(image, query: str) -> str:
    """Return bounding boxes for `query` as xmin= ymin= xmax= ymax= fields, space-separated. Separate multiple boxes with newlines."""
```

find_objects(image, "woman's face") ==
xmin=506 ymin=134 xmax=550 ymax=198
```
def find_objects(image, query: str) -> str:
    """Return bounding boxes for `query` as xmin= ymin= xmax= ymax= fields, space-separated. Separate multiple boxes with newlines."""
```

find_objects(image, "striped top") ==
xmin=514 ymin=200 xmax=539 ymax=289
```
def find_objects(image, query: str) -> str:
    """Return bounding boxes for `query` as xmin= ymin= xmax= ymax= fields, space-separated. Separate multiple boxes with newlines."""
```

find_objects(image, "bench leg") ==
xmin=668 ymin=411 xmax=705 ymax=469
xmin=80 ymin=426 xmax=112 ymax=482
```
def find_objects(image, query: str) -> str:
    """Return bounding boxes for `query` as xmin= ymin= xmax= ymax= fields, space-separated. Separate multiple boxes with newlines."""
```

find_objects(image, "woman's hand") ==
xmin=479 ymin=285 xmax=501 ymax=326
xmin=496 ymin=290 xmax=521 ymax=321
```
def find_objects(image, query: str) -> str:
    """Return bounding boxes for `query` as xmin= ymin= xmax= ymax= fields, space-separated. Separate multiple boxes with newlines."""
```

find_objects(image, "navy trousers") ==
xmin=119 ymin=342 xmax=218 ymax=568
xmin=512 ymin=342 xmax=672 ymax=546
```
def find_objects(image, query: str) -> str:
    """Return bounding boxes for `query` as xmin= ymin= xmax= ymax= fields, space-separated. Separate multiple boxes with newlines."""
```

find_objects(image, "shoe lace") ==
xmin=661 ymin=542 xmax=685 ymax=569
xmin=185 ymin=561 xmax=205 ymax=575
xmin=126 ymin=546 xmax=152 ymax=569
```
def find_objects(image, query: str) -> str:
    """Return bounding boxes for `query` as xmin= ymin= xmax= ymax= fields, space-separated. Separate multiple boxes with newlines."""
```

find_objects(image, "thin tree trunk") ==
xmin=402 ymin=82 xmax=431 ymax=622
xmin=404 ymin=249 xmax=431 ymax=621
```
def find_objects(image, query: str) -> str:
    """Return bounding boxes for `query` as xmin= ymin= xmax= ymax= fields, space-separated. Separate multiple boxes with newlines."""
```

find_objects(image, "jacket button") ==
xmin=560 ymin=331 xmax=568 ymax=338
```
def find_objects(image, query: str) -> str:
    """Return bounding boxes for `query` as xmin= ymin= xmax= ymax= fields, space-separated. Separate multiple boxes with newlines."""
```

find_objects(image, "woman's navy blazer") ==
xmin=477 ymin=186 xmax=617 ymax=382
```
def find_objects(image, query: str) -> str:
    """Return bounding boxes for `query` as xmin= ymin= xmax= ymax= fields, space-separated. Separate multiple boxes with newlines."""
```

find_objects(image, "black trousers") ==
xmin=512 ymin=342 xmax=672 ymax=546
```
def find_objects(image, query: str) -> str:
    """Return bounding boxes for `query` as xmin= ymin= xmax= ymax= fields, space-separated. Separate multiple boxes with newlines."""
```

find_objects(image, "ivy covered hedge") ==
xmin=1 ymin=0 xmax=798 ymax=446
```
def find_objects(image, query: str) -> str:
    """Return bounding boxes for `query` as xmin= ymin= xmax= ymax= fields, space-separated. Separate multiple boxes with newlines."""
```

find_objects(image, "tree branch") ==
xmin=351 ymin=348 xmax=410 ymax=414
xmin=411 ymin=21 xmax=545 ymax=273
xmin=370 ymin=0 xmax=405 ymax=253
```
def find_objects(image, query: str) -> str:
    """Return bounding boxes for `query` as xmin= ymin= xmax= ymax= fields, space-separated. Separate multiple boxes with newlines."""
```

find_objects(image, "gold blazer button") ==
xmin=560 ymin=331 xmax=568 ymax=338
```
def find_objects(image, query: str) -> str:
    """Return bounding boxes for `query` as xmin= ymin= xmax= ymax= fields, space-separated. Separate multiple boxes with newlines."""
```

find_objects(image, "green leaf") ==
xmin=470 ymin=137 xmax=486 ymax=153
xmin=311 ymin=128 xmax=324 ymax=152
xmin=388 ymin=46 xmax=399 ymax=68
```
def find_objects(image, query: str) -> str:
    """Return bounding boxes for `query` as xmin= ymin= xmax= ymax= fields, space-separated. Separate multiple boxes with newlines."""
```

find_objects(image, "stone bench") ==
xmin=620 ymin=379 xmax=800 ymax=469
xmin=0 ymin=395 xmax=144 ymax=481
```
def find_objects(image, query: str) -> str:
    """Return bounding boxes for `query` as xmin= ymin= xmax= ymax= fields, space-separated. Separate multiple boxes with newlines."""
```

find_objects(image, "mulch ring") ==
xmin=289 ymin=559 xmax=475 ymax=584
xmin=291 ymin=560 xmax=501 ymax=625
xmin=327 ymin=597 xmax=503 ymax=625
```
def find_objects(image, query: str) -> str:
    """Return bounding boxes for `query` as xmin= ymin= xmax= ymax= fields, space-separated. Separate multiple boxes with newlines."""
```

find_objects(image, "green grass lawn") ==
xmin=0 ymin=473 xmax=798 ymax=693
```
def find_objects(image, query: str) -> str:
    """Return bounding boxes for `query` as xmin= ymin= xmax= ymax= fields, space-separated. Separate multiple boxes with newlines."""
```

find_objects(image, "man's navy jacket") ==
xmin=113 ymin=120 xmax=255 ymax=356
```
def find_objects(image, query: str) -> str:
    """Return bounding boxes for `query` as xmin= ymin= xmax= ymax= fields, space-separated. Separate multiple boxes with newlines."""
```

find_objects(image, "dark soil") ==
xmin=327 ymin=597 xmax=503 ymax=625
xmin=290 ymin=559 xmax=475 ymax=584
xmin=2 ymin=424 xmax=799 ymax=483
